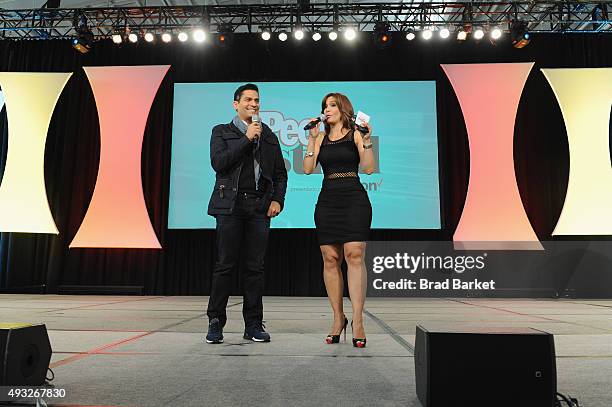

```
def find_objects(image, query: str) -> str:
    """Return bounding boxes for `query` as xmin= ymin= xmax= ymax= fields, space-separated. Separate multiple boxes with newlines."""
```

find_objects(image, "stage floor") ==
xmin=1 ymin=295 xmax=612 ymax=406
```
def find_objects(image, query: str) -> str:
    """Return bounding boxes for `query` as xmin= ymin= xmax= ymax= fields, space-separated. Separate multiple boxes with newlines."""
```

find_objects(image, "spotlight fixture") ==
xmin=591 ymin=3 xmax=608 ymax=31
xmin=261 ymin=29 xmax=271 ymax=41
xmin=405 ymin=30 xmax=416 ymax=41
xmin=373 ymin=22 xmax=392 ymax=48
xmin=491 ymin=27 xmax=502 ymax=40
xmin=193 ymin=29 xmax=206 ymax=43
xmin=111 ymin=33 xmax=122 ymax=44
xmin=161 ymin=32 xmax=172 ymax=43
xmin=312 ymin=31 xmax=322 ymax=41
xmin=215 ymin=24 xmax=234 ymax=48
xmin=328 ymin=31 xmax=338 ymax=41
xmin=144 ymin=32 xmax=155 ymax=42
xmin=344 ymin=28 xmax=356 ymax=41
xmin=278 ymin=32 xmax=288 ymax=41
xmin=510 ymin=20 xmax=530 ymax=48
xmin=439 ymin=28 xmax=450 ymax=39
xmin=422 ymin=29 xmax=433 ymax=40
xmin=72 ymin=34 xmax=93 ymax=53
xmin=294 ymin=27 xmax=304 ymax=40
xmin=216 ymin=32 xmax=233 ymax=47
xmin=178 ymin=32 xmax=188 ymax=42
xmin=473 ymin=27 xmax=485 ymax=40
xmin=72 ymin=10 xmax=93 ymax=53
xmin=128 ymin=32 xmax=138 ymax=43
xmin=457 ymin=29 xmax=468 ymax=41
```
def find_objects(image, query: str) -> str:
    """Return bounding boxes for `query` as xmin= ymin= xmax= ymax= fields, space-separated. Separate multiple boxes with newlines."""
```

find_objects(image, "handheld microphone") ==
xmin=352 ymin=116 xmax=370 ymax=135
xmin=251 ymin=114 xmax=261 ymax=144
xmin=355 ymin=123 xmax=369 ymax=134
xmin=303 ymin=114 xmax=326 ymax=131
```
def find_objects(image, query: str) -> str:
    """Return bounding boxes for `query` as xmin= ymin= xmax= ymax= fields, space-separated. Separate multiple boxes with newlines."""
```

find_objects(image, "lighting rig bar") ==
xmin=0 ymin=2 xmax=610 ymax=40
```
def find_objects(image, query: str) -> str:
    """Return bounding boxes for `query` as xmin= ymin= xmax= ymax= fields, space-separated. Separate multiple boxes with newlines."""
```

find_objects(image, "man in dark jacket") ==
xmin=206 ymin=83 xmax=288 ymax=344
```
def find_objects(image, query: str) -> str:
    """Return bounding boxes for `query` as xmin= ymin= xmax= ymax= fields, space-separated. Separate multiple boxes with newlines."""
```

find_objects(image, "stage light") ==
xmin=422 ymin=29 xmax=433 ymax=40
xmin=215 ymin=24 xmax=234 ymax=48
xmin=216 ymin=33 xmax=232 ymax=47
xmin=278 ymin=32 xmax=288 ymax=41
xmin=510 ymin=20 xmax=530 ymax=49
xmin=72 ymin=10 xmax=93 ymax=53
xmin=178 ymin=32 xmax=188 ymax=42
xmin=128 ymin=32 xmax=138 ymax=43
xmin=473 ymin=28 xmax=485 ymax=40
xmin=328 ymin=31 xmax=338 ymax=41
xmin=312 ymin=32 xmax=321 ymax=41
xmin=344 ymin=28 xmax=356 ymax=41
xmin=491 ymin=27 xmax=502 ymax=40
xmin=294 ymin=28 xmax=304 ymax=40
xmin=406 ymin=30 xmax=416 ymax=41
xmin=591 ymin=4 xmax=608 ymax=31
xmin=261 ymin=29 xmax=271 ymax=41
xmin=457 ymin=29 xmax=468 ymax=41
xmin=440 ymin=28 xmax=450 ymax=39
xmin=144 ymin=32 xmax=154 ymax=43
xmin=72 ymin=34 xmax=92 ymax=53
xmin=111 ymin=27 xmax=124 ymax=45
xmin=161 ymin=33 xmax=172 ymax=43
xmin=373 ymin=22 xmax=391 ymax=48
xmin=193 ymin=29 xmax=206 ymax=43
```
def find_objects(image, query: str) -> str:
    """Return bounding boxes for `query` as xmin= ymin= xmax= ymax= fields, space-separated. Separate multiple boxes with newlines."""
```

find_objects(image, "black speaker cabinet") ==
xmin=0 ymin=323 xmax=52 ymax=386
xmin=415 ymin=325 xmax=556 ymax=407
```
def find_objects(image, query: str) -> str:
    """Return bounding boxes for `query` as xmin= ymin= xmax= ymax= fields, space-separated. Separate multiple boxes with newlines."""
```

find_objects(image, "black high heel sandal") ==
xmin=351 ymin=320 xmax=367 ymax=348
xmin=325 ymin=316 xmax=348 ymax=344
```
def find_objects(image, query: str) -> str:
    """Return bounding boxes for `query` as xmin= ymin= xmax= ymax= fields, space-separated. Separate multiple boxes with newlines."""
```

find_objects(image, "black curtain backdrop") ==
xmin=0 ymin=34 xmax=610 ymax=296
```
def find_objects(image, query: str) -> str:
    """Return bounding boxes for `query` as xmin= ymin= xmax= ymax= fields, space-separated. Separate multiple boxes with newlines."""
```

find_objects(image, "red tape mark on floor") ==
xmin=49 ymin=331 xmax=153 ymax=369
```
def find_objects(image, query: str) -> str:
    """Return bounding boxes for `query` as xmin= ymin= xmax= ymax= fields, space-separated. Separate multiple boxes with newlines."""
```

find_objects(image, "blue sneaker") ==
xmin=243 ymin=322 xmax=271 ymax=342
xmin=206 ymin=318 xmax=224 ymax=344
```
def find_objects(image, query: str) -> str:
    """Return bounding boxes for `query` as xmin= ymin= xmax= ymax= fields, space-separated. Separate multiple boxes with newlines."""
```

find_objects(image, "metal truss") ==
xmin=0 ymin=2 xmax=611 ymax=40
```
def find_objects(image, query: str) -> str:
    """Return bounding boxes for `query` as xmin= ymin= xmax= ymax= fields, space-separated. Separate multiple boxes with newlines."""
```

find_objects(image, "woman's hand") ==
xmin=360 ymin=122 xmax=372 ymax=141
xmin=308 ymin=118 xmax=321 ymax=139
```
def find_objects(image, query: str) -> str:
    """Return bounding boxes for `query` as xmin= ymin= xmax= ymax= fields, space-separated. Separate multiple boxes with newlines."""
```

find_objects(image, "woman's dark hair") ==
xmin=234 ymin=83 xmax=259 ymax=101
xmin=321 ymin=92 xmax=354 ymax=136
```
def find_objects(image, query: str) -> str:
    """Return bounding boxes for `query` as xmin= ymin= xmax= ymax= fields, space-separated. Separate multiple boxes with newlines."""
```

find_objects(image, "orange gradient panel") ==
xmin=70 ymin=66 xmax=170 ymax=248
xmin=442 ymin=63 xmax=542 ymax=250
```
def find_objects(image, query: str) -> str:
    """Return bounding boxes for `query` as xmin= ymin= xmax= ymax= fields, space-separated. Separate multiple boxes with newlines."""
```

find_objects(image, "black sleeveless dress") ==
xmin=314 ymin=130 xmax=372 ymax=245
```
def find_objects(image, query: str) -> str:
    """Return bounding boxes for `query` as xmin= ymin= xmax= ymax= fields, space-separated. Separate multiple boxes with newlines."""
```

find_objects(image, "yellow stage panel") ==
xmin=0 ymin=72 xmax=72 ymax=233
xmin=542 ymin=68 xmax=612 ymax=236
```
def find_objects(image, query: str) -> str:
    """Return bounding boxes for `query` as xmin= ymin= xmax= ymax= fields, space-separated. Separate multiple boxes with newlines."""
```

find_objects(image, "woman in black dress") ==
xmin=303 ymin=93 xmax=375 ymax=348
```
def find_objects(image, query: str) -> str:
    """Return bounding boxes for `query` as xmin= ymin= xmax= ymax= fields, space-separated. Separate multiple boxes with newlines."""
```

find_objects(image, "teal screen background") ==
xmin=168 ymin=81 xmax=441 ymax=229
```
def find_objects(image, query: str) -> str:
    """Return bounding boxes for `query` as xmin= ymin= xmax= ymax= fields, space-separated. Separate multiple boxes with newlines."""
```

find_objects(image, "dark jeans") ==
xmin=207 ymin=193 xmax=270 ymax=327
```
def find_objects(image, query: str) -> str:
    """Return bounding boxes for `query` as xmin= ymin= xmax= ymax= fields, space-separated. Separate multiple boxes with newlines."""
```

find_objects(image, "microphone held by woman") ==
xmin=303 ymin=113 xmax=327 ymax=130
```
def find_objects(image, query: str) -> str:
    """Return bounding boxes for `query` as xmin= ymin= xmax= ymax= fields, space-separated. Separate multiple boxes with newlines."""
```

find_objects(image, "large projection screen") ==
xmin=169 ymin=81 xmax=441 ymax=229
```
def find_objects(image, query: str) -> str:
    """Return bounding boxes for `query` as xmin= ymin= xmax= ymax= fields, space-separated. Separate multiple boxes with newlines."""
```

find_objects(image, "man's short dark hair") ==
xmin=234 ymin=83 xmax=259 ymax=102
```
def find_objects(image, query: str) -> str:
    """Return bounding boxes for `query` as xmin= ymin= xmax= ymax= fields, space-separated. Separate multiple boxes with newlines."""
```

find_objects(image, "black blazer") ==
xmin=207 ymin=121 xmax=288 ymax=216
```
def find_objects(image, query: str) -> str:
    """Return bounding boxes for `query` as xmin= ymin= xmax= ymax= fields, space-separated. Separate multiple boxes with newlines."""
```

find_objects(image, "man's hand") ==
xmin=246 ymin=121 xmax=261 ymax=141
xmin=267 ymin=201 xmax=281 ymax=217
